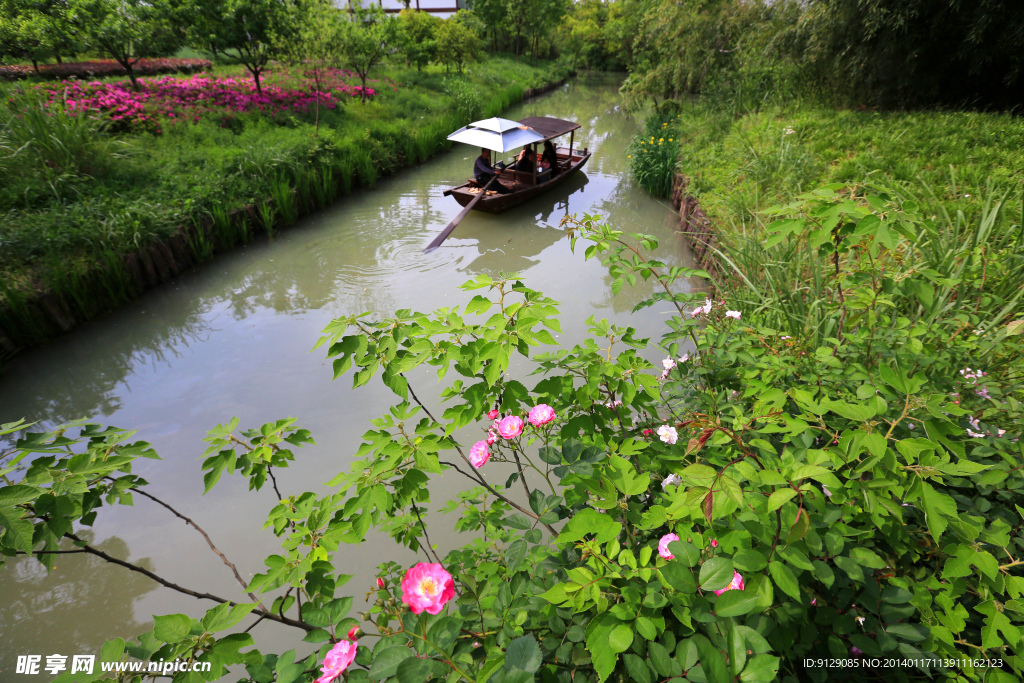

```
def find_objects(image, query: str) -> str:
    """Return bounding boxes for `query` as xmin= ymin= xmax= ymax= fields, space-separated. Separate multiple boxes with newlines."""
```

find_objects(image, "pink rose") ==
xmin=497 ymin=416 xmax=524 ymax=439
xmin=725 ymin=310 xmax=741 ymax=320
xmin=527 ymin=404 xmax=556 ymax=426
xmin=713 ymin=571 xmax=744 ymax=596
xmin=469 ymin=441 xmax=490 ymax=468
xmin=658 ymin=533 xmax=680 ymax=560
xmin=314 ymin=640 xmax=358 ymax=683
xmin=401 ymin=562 xmax=455 ymax=615
xmin=485 ymin=429 xmax=497 ymax=445
xmin=487 ymin=409 xmax=499 ymax=420
xmin=347 ymin=626 xmax=361 ymax=641
xmin=377 ymin=577 xmax=386 ymax=589
xmin=710 ymin=539 xmax=718 ymax=548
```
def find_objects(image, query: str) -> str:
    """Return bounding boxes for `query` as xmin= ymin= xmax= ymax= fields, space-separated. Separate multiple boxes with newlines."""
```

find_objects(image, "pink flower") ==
xmin=469 ymin=441 xmax=490 ymax=468
xmin=347 ymin=626 xmax=361 ymax=641
xmin=527 ymin=404 xmax=556 ymax=426
xmin=725 ymin=310 xmax=741 ymax=320
xmin=497 ymin=416 xmax=524 ymax=439
xmin=315 ymin=640 xmax=358 ymax=683
xmin=811 ymin=598 xmax=817 ymax=606
xmin=702 ymin=298 xmax=713 ymax=315
xmin=657 ymin=425 xmax=678 ymax=445
xmin=713 ymin=571 xmax=744 ymax=596
xmin=401 ymin=563 xmax=455 ymax=615
xmin=377 ymin=577 xmax=386 ymax=589
xmin=850 ymin=646 xmax=863 ymax=657
xmin=487 ymin=409 xmax=499 ymax=420
xmin=486 ymin=429 xmax=497 ymax=445
xmin=678 ymin=353 xmax=690 ymax=363
xmin=662 ymin=358 xmax=676 ymax=370
xmin=659 ymin=533 xmax=680 ymax=559
xmin=710 ymin=539 xmax=718 ymax=548
xmin=642 ymin=429 xmax=654 ymax=436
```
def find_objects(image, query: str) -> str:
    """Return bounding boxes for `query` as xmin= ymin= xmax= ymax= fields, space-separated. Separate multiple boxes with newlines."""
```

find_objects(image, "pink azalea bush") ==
xmin=33 ymin=68 xmax=379 ymax=133
xmin=401 ymin=562 xmax=455 ymax=615
xmin=314 ymin=640 xmax=358 ymax=683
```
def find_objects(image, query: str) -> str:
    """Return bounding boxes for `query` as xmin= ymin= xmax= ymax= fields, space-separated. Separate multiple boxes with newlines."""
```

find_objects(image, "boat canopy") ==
xmin=517 ymin=116 xmax=581 ymax=142
xmin=447 ymin=117 xmax=546 ymax=153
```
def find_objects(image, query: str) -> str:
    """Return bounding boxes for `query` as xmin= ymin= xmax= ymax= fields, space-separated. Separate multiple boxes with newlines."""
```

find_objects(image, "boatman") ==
xmin=474 ymin=149 xmax=513 ymax=194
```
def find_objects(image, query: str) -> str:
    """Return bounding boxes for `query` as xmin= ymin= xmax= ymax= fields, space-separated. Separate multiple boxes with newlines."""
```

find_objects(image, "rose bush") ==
xmin=0 ymin=185 xmax=1022 ymax=682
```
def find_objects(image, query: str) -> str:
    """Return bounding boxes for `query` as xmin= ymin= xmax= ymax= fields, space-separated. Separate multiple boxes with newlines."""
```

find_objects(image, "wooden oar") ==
xmin=423 ymin=174 xmax=499 ymax=253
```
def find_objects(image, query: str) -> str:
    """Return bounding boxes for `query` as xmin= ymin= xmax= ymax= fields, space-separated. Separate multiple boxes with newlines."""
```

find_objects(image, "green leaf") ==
xmin=834 ymin=556 xmax=864 ymax=582
xmin=0 ymin=484 xmax=40 ymax=507
xmin=201 ymin=603 xmax=255 ymax=633
xmin=849 ymin=547 xmax=886 ymax=569
xmin=623 ymin=653 xmax=653 ymax=683
xmin=766 ymin=489 xmax=797 ymax=513
xmin=367 ymin=646 xmax=414 ymax=679
xmin=768 ymin=561 xmax=800 ymax=600
xmin=427 ymin=617 xmax=462 ymax=653
xmin=660 ymin=562 xmax=697 ymax=593
xmin=739 ymin=655 xmax=780 ymax=682
xmin=556 ymin=508 xmax=622 ymax=544
xmin=699 ymin=557 xmax=734 ymax=592
xmin=153 ymin=614 xmax=192 ymax=644
xmin=609 ymin=623 xmax=634 ymax=653
xmin=395 ymin=656 xmax=443 ymax=683
xmin=505 ymin=539 xmax=527 ymax=571
xmin=714 ymin=590 xmax=760 ymax=617
xmin=505 ymin=635 xmax=541 ymax=673
xmin=915 ymin=480 xmax=958 ymax=542
xmin=667 ymin=541 xmax=701 ymax=566
xmin=694 ymin=634 xmax=730 ymax=683
xmin=647 ymin=642 xmax=674 ymax=678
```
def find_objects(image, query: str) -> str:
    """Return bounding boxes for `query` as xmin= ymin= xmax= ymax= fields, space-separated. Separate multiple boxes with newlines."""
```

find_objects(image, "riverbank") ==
xmin=0 ymin=58 xmax=571 ymax=356
xmin=638 ymin=102 xmax=1024 ymax=309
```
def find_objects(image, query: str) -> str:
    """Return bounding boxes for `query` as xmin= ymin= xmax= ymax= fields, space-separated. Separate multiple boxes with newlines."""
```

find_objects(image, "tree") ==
xmin=70 ymin=0 xmax=181 ymax=90
xmin=282 ymin=0 xmax=346 ymax=134
xmin=397 ymin=7 xmax=440 ymax=71
xmin=184 ymin=0 xmax=298 ymax=95
xmin=338 ymin=5 xmax=398 ymax=103
xmin=0 ymin=0 xmax=80 ymax=70
xmin=435 ymin=11 xmax=483 ymax=74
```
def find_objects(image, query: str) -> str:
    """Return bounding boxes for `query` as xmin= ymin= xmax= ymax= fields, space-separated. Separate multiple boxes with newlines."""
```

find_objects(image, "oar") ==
xmin=423 ymin=174 xmax=499 ymax=253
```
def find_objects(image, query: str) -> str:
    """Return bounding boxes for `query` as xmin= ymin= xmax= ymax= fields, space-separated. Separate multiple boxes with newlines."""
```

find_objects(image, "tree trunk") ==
xmin=361 ymin=74 xmax=367 ymax=103
xmin=252 ymin=67 xmax=263 ymax=95
xmin=32 ymin=59 xmax=39 ymax=72
xmin=55 ymin=54 xmax=63 ymax=65
xmin=515 ymin=27 xmax=521 ymax=60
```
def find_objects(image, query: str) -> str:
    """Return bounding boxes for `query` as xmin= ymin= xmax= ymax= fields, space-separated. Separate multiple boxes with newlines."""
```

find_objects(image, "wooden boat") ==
xmin=442 ymin=116 xmax=591 ymax=214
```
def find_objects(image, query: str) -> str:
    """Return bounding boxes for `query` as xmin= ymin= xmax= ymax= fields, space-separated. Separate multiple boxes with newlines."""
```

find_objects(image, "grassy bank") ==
xmin=0 ymin=57 xmax=570 ymax=352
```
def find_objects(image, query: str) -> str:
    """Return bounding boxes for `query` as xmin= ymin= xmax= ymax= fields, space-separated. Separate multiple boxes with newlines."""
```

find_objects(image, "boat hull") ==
xmin=447 ymin=151 xmax=591 ymax=214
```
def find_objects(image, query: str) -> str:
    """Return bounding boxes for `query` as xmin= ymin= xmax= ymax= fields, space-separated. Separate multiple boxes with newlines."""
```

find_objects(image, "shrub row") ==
xmin=0 ymin=58 xmax=212 ymax=82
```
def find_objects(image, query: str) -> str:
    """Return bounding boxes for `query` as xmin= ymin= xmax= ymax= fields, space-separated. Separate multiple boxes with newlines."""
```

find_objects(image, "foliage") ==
xmin=435 ymin=11 xmax=484 ymax=75
xmin=555 ymin=0 xmax=637 ymax=70
xmin=3 ymin=184 xmax=1024 ymax=681
xmin=0 ymin=0 xmax=80 ymax=70
xmin=337 ymin=6 xmax=400 ymax=103
xmin=626 ymin=113 xmax=679 ymax=198
xmin=69 ymin=0 xmax=182 ymax=90
xmin=798 ymin=0 xmax=1024 ymax=109
xmin=397 ymin=8 xmax=441 ymax=71
xmin=183 ymin=0 xmax=297 ymax=94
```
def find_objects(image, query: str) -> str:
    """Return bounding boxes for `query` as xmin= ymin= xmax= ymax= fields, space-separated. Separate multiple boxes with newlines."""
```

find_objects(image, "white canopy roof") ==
xmin=447 ymin=117 xmax=546 ymax=153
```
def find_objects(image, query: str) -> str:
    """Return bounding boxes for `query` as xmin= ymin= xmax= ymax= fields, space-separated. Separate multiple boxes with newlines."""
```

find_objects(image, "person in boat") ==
xmin=473 ymin=149 xmax=513 ymax=194
xmin=541 ymin=140 xmax=559 ymax=176
xmin=513 ymin=146 xmax=536 ymax=174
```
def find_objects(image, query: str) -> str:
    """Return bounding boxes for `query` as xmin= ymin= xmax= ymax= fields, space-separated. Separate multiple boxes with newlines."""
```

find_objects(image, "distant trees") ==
xmin=338 ymin=5 xmax=399 ymax=103
xmin=435 ymin=10 xmax=483 ymax=74
xmin=70 ymin=0 xmax=182 ymax=90
xmin=397 ymin=8 xmax=440 ymax=70
xmin=0 ymin=0 xmax=81 ymax=70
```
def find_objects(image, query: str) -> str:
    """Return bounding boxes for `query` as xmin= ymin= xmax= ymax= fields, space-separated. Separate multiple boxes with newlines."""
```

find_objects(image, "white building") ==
xmin=341 ymin=0 xmax=466 ymax=19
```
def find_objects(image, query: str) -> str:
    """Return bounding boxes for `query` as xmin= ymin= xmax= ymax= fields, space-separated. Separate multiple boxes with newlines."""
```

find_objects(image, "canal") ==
xmin=0 ymin=72 xmax=699 ymax=670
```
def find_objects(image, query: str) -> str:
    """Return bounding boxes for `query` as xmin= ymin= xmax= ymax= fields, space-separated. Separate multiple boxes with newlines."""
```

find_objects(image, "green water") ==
xmin=0 ymin=73 xmax=699 ymax=673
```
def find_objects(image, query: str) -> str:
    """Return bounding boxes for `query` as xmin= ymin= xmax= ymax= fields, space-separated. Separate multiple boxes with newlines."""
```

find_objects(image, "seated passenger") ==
xmin=513 ymin=147 xmax=536 ymax=174
xmin=473 ymin=149 xmax=513 ymax=194
xmin=542 ymin=140 xmax=559 ymax=175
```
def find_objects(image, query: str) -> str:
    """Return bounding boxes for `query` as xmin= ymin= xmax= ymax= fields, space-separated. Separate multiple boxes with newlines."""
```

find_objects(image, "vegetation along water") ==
xmin=2 ymin=0 xmax=1024 ymax=682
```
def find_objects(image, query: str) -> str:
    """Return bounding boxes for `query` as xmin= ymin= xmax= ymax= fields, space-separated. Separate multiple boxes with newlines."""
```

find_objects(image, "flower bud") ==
xmin=347 ymin=626 xmax=361 ymax=641
xmin=487 ymin=409 xmax=500 ymax=420
xmin=377 ymin=577 xmax=386 ymax=589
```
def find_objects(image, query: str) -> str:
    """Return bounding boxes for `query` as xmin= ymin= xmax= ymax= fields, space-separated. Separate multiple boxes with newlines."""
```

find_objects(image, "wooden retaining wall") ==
xmin=671 ymin=172 xmax=721 ymax=281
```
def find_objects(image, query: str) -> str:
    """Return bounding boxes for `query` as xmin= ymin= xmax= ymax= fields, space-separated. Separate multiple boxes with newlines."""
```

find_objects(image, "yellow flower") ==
xmin=627 ymin=155 xmax=632 ymax=158
xmin=669 ymin=138 xmax=673 ymax=142
xmin=659 ymin=138 xmax=664 ymax=142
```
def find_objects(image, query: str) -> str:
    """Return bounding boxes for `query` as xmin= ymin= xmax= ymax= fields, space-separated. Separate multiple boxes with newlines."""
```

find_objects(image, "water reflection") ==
xmin=0 ymin=533 xmax=157 ymax=673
